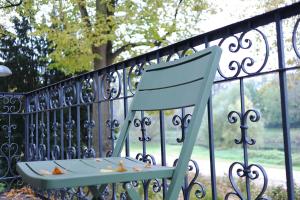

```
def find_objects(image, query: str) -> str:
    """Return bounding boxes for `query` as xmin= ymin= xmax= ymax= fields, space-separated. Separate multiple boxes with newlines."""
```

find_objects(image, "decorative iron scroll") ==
xmin=293 ymin=18 xmax=300 ymax=58
xmin=80 ymin=76 xmax=95 ymax=103
xmin=101 ymin=71 xmax=122 ymax=100
xmin=83 ymin=119 xmax=96 ymax=158
xmin=63 ymin=83 xmax=76 ymax=106
xmin=0 ymin=94 xmax=24 ymax=192
xmin=226 ymin=109 xmax=269 ymax=200
xmin=0 ymin=94 xmax=23 ymax=114
xmin=38 ymin=121 xmax=46 ymax=160
xmin=134 ymin=117 xmax=151 ymax=142
xmin=172 ymin=113 xmax=192 ymax=143
xmin=173 ymin=159 xmax=206 ymax=199
xmin=51 ymin=122 xmax=60 ymax=160
xmin=105 ymin=119 xmax=119 ymax=157
xmin=128 ymin=62 xmax=150 ymax=95
xmin=218 ymin=29 xmax=269 ymax=79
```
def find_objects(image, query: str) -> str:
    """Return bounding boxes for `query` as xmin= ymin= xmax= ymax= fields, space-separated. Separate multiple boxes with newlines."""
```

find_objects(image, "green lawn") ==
xmin=129 ymin=143 xmax=300 ymax=170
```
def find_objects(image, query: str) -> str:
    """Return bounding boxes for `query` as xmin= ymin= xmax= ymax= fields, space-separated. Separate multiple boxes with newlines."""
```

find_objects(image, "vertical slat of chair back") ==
xmin=131 ymin=46 xmax=220 ymax=111
xmin=165 ymin=46 xmax=222 ymax=200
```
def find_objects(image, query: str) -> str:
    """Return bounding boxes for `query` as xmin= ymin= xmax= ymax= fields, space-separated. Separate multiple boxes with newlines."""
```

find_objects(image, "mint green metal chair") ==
xmin=17 ymin=46 xmax=221 ymax=199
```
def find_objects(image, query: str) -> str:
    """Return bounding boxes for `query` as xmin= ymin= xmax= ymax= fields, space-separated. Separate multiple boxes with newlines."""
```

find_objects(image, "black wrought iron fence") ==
xmin=0 ymin=2 xmax=300 ymax=200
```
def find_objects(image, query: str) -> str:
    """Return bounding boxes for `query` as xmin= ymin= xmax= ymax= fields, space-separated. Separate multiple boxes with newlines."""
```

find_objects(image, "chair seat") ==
xmin=16 ymin=157 xmax=174 ymax=190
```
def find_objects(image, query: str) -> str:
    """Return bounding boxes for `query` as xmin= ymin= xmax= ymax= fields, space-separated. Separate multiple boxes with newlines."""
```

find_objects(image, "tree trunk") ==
xmin=92 ymin=43 xmax=113 ymax=157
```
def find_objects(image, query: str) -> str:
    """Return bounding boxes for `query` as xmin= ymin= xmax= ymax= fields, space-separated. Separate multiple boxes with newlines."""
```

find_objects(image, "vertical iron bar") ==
xmin=87 ymin=105 xmax=91 ymax=151
xmin=30 ymin=112 xmax=34 ymax=160
xmin=159 ymin=110 xmax=167 ymax=199
xmin=276 ymin=16 xmax=295 ymax=200
xmin=109 ymin=99 xmax=116 ymax=200
xmin=35 ymin=95 xmax=39 ymax=160
xmin=141 ymin=111 xmax=146 ymax=161
xmin=207 ymin=94 xmax=217 ymax=200
xmin=46 ymin=90 xmax=50 ymax=160
xmin=156 ymin=50 xmax=167 ymax=199
xmin=182 ymin=108 xmax=188 ymax=200
xmin=53 ymin=110 xmax=57 ymax=158
xmin=240 ymin=78 xmax=251 ymax=200
xmin=122 ymin=63 xmax=130 ymax=157
xmin=110 ymin=100 xmax=115 ymax=153
xmin=59 ymin=86 xmax=64 ymax=159
xmin=24 ymin=95 xmax=30 ymax=161
xmin=76 ymin=81 xmax=81 ymax=158
xmin=97 ymin=73 xmax=103 ymax=157
xmin=205 ymin=40 xmax=218 ymax=200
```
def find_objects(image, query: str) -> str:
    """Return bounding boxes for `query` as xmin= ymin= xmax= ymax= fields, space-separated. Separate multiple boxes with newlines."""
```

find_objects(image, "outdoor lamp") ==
xmin=0 ymin=65 xmax=12 ymax=77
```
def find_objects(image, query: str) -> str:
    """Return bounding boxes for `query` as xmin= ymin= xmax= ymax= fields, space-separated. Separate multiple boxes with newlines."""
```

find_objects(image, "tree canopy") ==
xmin=2 ymin=0 xmax=208 ymax=74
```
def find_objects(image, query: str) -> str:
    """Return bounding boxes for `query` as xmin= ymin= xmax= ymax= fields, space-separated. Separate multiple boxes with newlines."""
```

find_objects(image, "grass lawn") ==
xmin=129 ymin=143 xmax=300 ymax=171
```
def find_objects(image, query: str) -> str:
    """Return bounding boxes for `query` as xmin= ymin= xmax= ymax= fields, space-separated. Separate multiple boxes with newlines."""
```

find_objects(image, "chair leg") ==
xmin=124 ymin=182 xmax=141 ymax=200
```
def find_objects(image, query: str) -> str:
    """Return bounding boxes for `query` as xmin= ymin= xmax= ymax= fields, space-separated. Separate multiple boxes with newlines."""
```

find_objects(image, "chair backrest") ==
xmin=113 ymin=46 xmax=221 ymax=162
xmin=131 ymin=46 xmax=221 ymax=111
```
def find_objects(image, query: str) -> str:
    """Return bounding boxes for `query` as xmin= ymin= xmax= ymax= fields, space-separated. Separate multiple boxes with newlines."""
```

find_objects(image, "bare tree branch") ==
xmin=0 ymin=0 xmax=23 ymax=9
xmin=111 ymin=42 xmax=151 ymax=60
xmin=155 ymin=0 xmax=183 ymax=46
xmin=112 ymin=0 xmax=184 ymax=59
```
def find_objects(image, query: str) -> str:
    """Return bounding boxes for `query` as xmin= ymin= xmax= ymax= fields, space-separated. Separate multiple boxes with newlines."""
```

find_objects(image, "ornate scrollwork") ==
xmin=65 ymin=120 xmax=76 ymax=159
xmin=228 ymin=109 xmax=260 ymax=145
xmin=128 ymin=62 xmax=153 ymax=95
xmin=28 ymin=123 xmax=36 ymax=161
xmin=173 ymin=159 xmax=206 ymax=199
xmin=106 ymin=119 xmax=119 ymax=140
xmin=49 ymin=87 xmax=60 ymax=109
xmin=0 ymin=94 xmax=23 ymax=114
xmin=218 ymin=29 xmax=269 ymax=79
xmin=150 ymin=178 xmax=162 ymax=193
xmin=28 ymin=96 xmax=36 ymax=113
xmin=83 ymin=120 xmax=96 ymax=158
xmin=106 ymin=150 xmax=112 ymax=157
xmin=80 ymin=76 xmax=96 ymax=103
xmin=51 ymin=145 xmax=60 ymax=160
xmin=105 ymin=118 xmax=118 ymax=156
xmin=226 ymin=162 xmax=268 ymax=200
xmin=37 ymin=92 xmax=48 ymax=111
xmin=83 ymin=147 xmax=96 ymax=158
xmin=172 ymin=114 xmax=192 ymax=143
xmin=0 ymin=122 xmax=20 ymax=179
xmin=38 ymin=121 xmax=46 ymax=160
xmin=165 ymin=47 xmax=197 ymax=62
xmin=292 ymin=18 xmax=300 ymax=58
xmin=120 ymin=191 xmax=127 ymax=200
xmin=135 ymin=153 xmax=156 ymax=165
xmin=226 ymin=108 xmax=269 ymax=199
xmin=51 ymin=122 xmax=60 ymax=160
xmin=63 ymin=83 xmax=76 ymax=106
xmin=134 ymin=117 xmax=151 ymax=142
xmin=101 ymin=70 xmax=121 ymax=100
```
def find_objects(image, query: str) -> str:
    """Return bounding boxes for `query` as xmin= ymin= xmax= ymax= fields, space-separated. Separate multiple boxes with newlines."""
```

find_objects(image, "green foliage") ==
xmin=209 ymin=84 xmax=264 ymax=148
xmin=0 ymin=16 xmax=67 ymax=92
xmin=3 ymin=0 xmax=208 ymax=73
xmin=267 ymin=184 xmax=300 ymax=200
xmin=256 ymin=72 xmax=300 ymax=128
